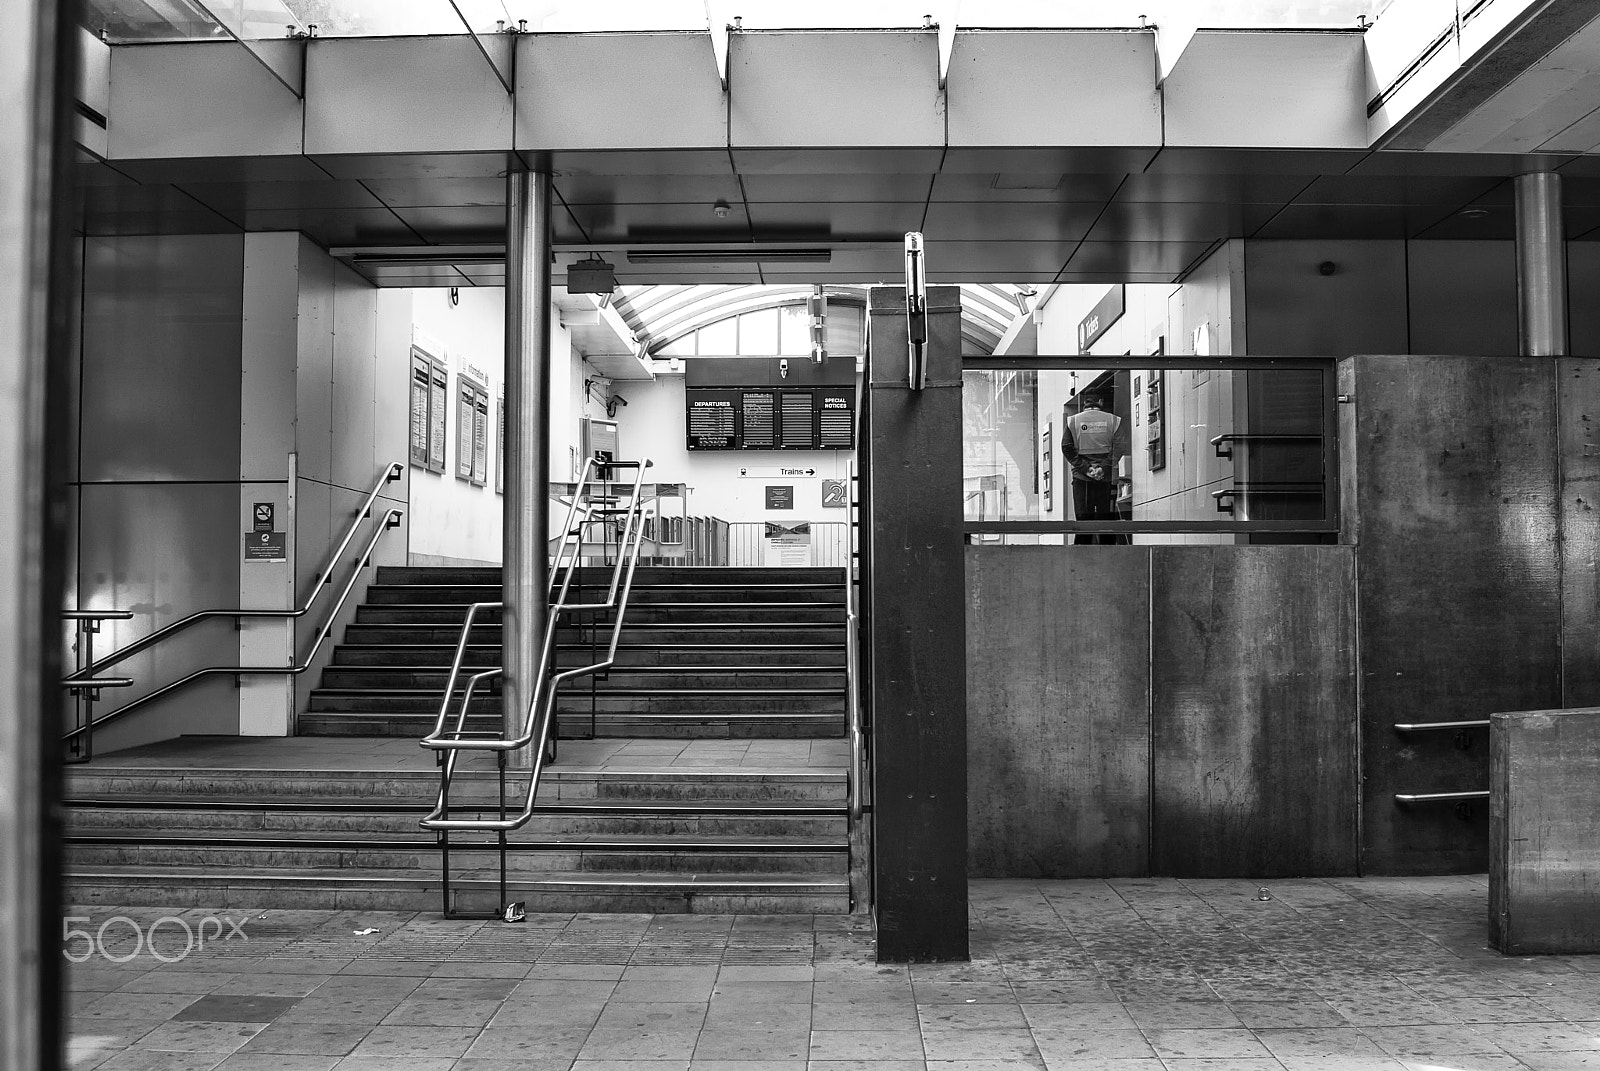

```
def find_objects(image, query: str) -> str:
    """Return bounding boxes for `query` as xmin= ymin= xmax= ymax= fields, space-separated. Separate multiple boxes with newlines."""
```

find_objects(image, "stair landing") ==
xmin=64 ymin=735 xmax=853 ymax=915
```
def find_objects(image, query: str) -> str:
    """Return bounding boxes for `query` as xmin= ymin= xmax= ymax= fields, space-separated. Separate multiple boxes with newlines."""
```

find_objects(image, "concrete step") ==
xmin=65 ymin=764 xmax=848 ymax=804
xmin=332 ymin=643 xmax=844 ymax=668
xmin=67 ymin=804 xmax=846 ymax=839
xmin=308 ymin=688 xmax=842 ymax=713
xmin=361 ymin=583 xmax=843 ymax=607
xmin=555 ymin=714 xmax=846 ymax=739
xmin=375 ymin=566 xmax=846 ymax=585
xmin=63 ymin=866 xmax=850 ymax=913
xmin=319 ymin=667 xmax=845 ymax=690
xmin=65 ymin=834 xmax=848 ymax=875
xmin=354 ymin=603 xmax=843 ymax=625
xmin=343 ymin=623 xmax=846 ymax=643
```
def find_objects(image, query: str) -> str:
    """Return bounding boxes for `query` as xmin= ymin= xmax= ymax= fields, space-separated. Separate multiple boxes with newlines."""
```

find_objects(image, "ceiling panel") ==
xmin=1115 ymin=170 xmax=1315 ymax=205
xmin=940 ymin=146 xmax=1158 ymax=176
xmin=363 ymin=176 xmax=508 ymax=208
xmin=563 ymin=203 xmax=756 ymax=244
xmin=1085 ymin=201 xmax=1251 ymax=244
xmin=113 ymin=155 xmax=334 ymax=185
xmin=1250 ymin=202 xmax=1469 ymax=240
xmin=1291 ymin=173 xmax=1508 ymax=207
xmin=554 ymin=172 xmax=743 ymax=206
xmin=352 ymin=264 xmax=473 ymax=286
xmin=309 ymin=152 xmax=513 ymax=182
xmin=741 ymin=173 xmax=935 ymax=203
xmin=387 ymin=205 xmax=508 ymax=244
xmin=921 ymin=201 xmax=1102 ymax=244
xmin=78 ymin=182 xmax=240 ymax=236
xmin=731 ymin=147 xmax=946 ymax=176
xmin=532 ymin=149 xmax=735 ymax=177
xmin=243 ymin=207 xmax=424 ymax=246
xmin=1063 ymin=241 xmax=1217 ymax=277
xmin=745 ymin=202 xmax=924 ymax=240
xmin=176 ymin=180 xmax=388 ymax=215
xmin=1142 ymin=147 xmax=1366 ymax=177
xmin=929 ymin=170 xmax=1128 ymax=203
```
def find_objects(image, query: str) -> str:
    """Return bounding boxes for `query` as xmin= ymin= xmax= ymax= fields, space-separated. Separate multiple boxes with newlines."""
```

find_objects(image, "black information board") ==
xmin=685 ymin=387 xmax=854 ymax=451
xmin=687 ymin=392 xmax=738 ymax=449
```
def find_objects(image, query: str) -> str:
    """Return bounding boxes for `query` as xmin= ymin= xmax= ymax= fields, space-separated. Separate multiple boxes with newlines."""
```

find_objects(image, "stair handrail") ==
xmin=419 ymin=458 xmax=653 ymax=833
xmin=62 ymin=508 xmax=404 ymax=743
xmin=63 ymin=461 xmax=405 ymax=685
xmin=419 ymin=477 xmax=606 ymax=750
xmin=845 ymin=463 xmax=865 ymax=823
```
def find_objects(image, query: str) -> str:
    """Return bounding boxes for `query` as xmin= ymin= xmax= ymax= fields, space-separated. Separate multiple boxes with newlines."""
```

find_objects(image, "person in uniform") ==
xmin=1063 ymin=392 xmax=1127 ymax=545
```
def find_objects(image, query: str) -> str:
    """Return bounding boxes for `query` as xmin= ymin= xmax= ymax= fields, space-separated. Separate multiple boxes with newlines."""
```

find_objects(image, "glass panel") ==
xmin=962 ymin=364 xmax=1331 ymax=533
xmin=739 ymin=309 xmax=780 ymax=356
xmin=696 ymin=317 xmax=738 ymax=357
xmin=657 ymin=335 xmax=696 ymax=358
xmin=778 ymin=305 xmax=811 ymax=356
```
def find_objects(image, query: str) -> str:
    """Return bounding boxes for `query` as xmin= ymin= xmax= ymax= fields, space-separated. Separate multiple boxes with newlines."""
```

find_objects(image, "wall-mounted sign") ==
xmin=740 ymin=465 xmax=817 ymax=479
xmin=765 ymin=485 xmax=795 ymax=510
xmin=685 ymin=387 xmax=855 ymax=451
xmin=252 ymin=502 xmax=274 ymax=532
xmin=821 ymin=479 xmax=848 ymax=507
xmin=244 ymin=530 xmax=287 ymax=562
xmin=1078 ymin=284 xmax=1126 ymax=353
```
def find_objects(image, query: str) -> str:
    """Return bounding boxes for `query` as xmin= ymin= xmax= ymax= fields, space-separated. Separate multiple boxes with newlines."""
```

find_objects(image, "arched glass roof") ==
xmin=610 ymin=284 xmax=1036 ymax=359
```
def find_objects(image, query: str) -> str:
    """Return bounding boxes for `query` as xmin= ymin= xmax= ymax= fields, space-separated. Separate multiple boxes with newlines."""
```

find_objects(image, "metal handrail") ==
xmin=61 ymin=509 xmax=403 ymax=740
xmin=1395 ymin=791 xmax=1489 ymax=803
xmin=844 ymin=466 xmax=864 ymax=824
xmin=422 ymin=600 xmax=504 ymax=746
xmin=1210 ymin=433 xmax=1323 ymax=459
xmin=63 ymin=461 xmax=403 ymax=683
xmin=1395 ymin=720 xmax=1490 ymax=731
xmin=420 ymin=459 xmax=653 ymax=831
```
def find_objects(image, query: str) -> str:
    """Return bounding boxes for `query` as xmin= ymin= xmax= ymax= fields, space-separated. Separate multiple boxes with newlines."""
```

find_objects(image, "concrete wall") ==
xmin=406 ymin=287 xmax=513 ymax=567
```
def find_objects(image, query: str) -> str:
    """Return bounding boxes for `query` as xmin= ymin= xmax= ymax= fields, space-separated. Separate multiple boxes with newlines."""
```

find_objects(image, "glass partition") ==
xmin=963 ymin=357 xmax=1337 ymax=543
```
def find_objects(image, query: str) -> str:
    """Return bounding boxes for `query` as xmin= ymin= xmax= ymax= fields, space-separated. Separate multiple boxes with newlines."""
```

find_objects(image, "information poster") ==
xmin=764 ymin=521 xmax=812 ymax=567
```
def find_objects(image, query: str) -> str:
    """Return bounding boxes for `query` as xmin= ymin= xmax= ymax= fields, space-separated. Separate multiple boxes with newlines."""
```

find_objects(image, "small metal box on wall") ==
xmin=581 ymin=417 xmax=619 ymax=465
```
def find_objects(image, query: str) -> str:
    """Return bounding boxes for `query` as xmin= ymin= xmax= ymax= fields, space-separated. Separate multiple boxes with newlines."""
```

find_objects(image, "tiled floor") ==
xmin=65 ymin=875 xmax=1600 ymax=1071
xmin=76 ymin=736 xmax=848 ymax=774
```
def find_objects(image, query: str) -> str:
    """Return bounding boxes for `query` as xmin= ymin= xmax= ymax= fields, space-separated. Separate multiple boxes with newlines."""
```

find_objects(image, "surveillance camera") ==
xmin=779 ymin=359 xmax=789 ymax=378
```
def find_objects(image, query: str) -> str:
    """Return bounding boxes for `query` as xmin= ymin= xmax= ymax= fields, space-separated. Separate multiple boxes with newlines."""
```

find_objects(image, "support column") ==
xmin=865 ymin=286 xmax=968 ymax=962
xmin=2 ymin=0 xmax=70 ymax=1066
xmin=503 ymin=169 xmax=552 ymax=761
xmin=1515 ymin=169 xmax=1567 ymax=357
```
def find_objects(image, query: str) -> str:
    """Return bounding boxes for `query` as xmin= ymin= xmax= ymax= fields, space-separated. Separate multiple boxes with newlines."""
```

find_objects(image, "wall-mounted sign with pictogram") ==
xmin=821 ymin=479 xmax=848 ymax=508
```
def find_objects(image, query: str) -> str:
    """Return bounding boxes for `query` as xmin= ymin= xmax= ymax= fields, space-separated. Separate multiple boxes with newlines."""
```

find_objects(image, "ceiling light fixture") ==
xmin=1459 ymin=207 xmax=1490 ymax=219
xmin=713 ymin=199 xmax=731 ymax=218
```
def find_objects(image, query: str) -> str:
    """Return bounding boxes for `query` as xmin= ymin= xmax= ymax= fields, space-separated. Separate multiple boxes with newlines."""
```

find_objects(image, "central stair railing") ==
xmin=419 ymin=457 xmax=653 ymax=919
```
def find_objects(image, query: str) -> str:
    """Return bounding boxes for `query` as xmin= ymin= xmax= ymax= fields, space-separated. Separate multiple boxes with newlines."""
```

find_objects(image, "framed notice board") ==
xmin=685 ymin=387 xmax=855 ymax=451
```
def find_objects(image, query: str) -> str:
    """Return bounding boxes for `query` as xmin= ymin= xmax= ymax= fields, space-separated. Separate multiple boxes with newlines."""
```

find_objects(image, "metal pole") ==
xmin=1515 ymin=169 xmax=1567 ymax=357
xmin=2 ymin=0 xmax=72 ymax=1064
xmin=503 ymin=169 xmax=552 ymax=766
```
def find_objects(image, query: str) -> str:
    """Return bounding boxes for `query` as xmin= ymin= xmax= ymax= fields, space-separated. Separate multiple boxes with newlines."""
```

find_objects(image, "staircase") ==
xmin=63 ymin=564 xmax=858 ymax=914
xmin=302 ymin=565 xmax=848 ymax=740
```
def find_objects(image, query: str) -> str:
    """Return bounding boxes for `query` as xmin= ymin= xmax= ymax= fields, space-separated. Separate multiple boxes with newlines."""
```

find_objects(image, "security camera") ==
xmin=779 ymin=359 xmax=789 ymax=378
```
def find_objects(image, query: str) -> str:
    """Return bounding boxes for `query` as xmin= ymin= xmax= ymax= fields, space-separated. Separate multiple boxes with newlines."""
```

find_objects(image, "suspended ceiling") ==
xmin=73 ymin=6 xmax=1600 ymax=295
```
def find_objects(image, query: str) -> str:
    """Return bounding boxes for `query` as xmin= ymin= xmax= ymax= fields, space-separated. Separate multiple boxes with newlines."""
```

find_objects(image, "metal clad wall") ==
xmin=1407 ymin=241 xmax=1518 ymax=356
xmin=1351 ymin=355 xmax=1561 ymax=874
xmin=107 ymin=41 xmax=302 ymax=159
xmin=76 ymin=233 xmax=246 ymax=749
xmin=1151 ymin=546 xmax=1358 ymax=876
xmin=517 ymin=34 xmax=726 ymax=150
xmin=1559 ymin=360 xmax=1600 ymax=705
xmin=966 ymin=546 xmax=1150 ymax=878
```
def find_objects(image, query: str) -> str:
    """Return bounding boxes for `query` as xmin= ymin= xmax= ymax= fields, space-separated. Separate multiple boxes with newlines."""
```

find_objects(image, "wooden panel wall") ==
xmin=966 ymin=547 xmax=1150 ymax=878
xmin=1150 ymin=546 xmax=1358 ymax=876
xmin=1350 ymin=355 xmax=1562 ymax=875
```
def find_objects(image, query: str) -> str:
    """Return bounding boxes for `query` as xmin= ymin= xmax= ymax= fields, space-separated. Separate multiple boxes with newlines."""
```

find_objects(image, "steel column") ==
xmin=865 ymin=286 xmax=968 ymax=962
xmin=1515 ymin=170 xmax=1567 ymax=357
xmin=2 ymin=0 xmax=71 ymax=1066
xmin=503 ymin=169 xmax=552 ymax=764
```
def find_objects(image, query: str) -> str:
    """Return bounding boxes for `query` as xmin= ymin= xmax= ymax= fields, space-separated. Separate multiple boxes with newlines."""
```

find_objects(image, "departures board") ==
xmin=686 ymin=387 xmax=855 ymax=450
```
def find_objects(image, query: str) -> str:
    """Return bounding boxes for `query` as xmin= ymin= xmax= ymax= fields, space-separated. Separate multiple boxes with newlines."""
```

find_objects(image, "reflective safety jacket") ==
xmin=1064 ymin=408 xmax=1122 ymax=481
